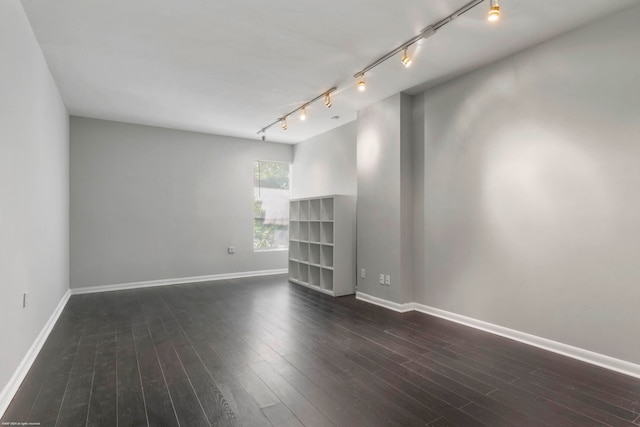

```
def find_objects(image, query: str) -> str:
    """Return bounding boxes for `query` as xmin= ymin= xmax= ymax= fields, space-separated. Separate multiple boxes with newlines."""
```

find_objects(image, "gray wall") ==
xmin=0 ymin=0 xmax=69 ymax=401
xmin=357 ymin=94 xmax=413 ymax=303
xmin=412 ymin=92 xmax=427 ymax=309
xmin=413 ymin=4 xmax=640 ymax=364
xmin=70 ymin=117 xmax=292 ymax=288
xmin=292 ymin=121 xmax=357 ymax=198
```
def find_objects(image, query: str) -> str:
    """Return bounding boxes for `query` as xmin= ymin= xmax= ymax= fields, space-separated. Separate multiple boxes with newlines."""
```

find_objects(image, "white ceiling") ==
xmin=22 ymin=0 xmax=639 ymax=144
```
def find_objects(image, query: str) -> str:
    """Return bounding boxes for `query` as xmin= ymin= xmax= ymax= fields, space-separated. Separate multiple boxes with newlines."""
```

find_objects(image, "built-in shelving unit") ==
xmin=288 ymin=195 xmax=356 ymax=297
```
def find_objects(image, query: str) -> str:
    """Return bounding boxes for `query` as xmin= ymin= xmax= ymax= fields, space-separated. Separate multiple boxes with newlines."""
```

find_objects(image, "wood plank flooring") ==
xmin=2 ymin=274 xmax=640 ymax=426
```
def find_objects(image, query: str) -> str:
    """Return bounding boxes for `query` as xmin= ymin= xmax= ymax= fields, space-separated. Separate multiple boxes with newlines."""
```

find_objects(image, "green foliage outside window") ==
xmin=254 ymin=161 xmax=290 ymax=190
xmin=253 ymin=199 xmax=280 ymax=249
xmin=254 ymin=161 xmax=290 ymax=250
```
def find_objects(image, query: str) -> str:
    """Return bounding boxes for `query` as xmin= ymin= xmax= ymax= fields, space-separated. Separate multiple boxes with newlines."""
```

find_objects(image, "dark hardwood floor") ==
xmin=3 ymin=274 xmax=640 ymax=426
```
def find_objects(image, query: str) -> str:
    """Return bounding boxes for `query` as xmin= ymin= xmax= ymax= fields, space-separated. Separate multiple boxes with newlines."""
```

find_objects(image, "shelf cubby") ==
xmin=309 ymin=243 xmax=321 ymax=265
xmin=321 ymin=198 xmax=334 ymax=221
xmin=309 ymin=265 xmax=321 ymax=288
xmin=299 ymin=200 xmax=309 ymax=221
xmin=321 ymin=268 xmax=333 ymax=291
xmin=299 ymin=242 xmax=309 ymax=262
xmin=289 ymin=241 xmax=299 ymax=260
xmin=321 ymin=222 xmax=334 ymax=244
xmin=321 ymin=245 xmax=333 ymax=267
xmin=289 ymin=221 xmax=299 ymax=240
xmin=289 ymin=261 xmax=299 ymax=280
xmin=289 ymin=201 xmax=299 ymax=221
xmin=310 ymin=199 xmax=321 ymax=221
xmin=299 ymin=222 xmax=309 ymax=242
xmin=309 ymin=222 xmax=321 ymax=243
xmin=299 ymin=265 xmax=309 ymax=284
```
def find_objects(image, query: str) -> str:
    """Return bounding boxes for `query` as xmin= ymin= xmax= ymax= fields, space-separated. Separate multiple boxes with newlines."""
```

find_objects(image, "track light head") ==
xmin=300 ymin=107 xmax=307 ymax=121
xmin=261 ymin=134 xmax=266 ymax=141
xmin=281 ymin=118 xmax=288 ymax=130
xmin=488 ymin=0 xmax=500 ymax=22
xmin=401 ymin=48 xmax=412 ymax=67
xmin=357 ymin=74 xmax=366 ymax=91
xmin=324 ymin=93 xmax=332 ymax=108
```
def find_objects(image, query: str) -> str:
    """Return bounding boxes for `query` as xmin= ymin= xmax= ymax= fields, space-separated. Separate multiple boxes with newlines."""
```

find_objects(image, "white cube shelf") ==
xmin=288 ymin=195 xmax=356 ymax=297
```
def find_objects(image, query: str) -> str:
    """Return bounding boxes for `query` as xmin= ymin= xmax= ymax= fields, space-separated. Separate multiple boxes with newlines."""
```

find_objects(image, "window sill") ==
xmin=254 ymin=248 xmax=289 ymax=253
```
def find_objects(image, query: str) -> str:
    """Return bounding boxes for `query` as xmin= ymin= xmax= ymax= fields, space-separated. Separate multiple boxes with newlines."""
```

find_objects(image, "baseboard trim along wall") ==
xmin=0 ymin=289 xmax=71 ymax=418
xmin=355 ymin=291 xmax=640 ymax=380
xmin=71 ymin=268 xmax=288 ymax=295
xmin=355 ymin=291 xmax=414 ymax=313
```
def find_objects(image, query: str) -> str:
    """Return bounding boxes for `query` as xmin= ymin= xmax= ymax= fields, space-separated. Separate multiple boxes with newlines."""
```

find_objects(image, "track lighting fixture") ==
xmin=353 ymin=26 xmax=436 ymax=85
xmin=256 ymin=87 xmax=336 ymax=138
xmin=351 ymin=0 xmax=498 ymax=86
xmin=256 ymin=0 xmax=503 ymax=139
xmin=401 ymin=47 xmax=412 ymax=67
xmin=357 ymin=74 xmax=366 ymax=91
xmin=488 ymin=0 xmax=500 ymax=22
xmin=324 ymin=93 xmax=332 ymax=108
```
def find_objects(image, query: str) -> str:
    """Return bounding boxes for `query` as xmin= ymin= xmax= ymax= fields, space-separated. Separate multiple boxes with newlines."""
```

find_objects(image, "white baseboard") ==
xmin=356 ymin=291 xmax=413 ymax=313
xmin=412 ymin=303 xmax=640 ymax=380
xmin=0 ymin=289 xmax=71 ymax=418
xmin=71 ymin=268 xmax=288 ymax=295
xmin=356 ymin=292 xmax=640 ymax=380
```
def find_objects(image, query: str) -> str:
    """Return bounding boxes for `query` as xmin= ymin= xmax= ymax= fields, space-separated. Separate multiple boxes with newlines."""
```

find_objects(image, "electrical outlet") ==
xmin=385 ymin=275 xmax=391 ymax=285
xmin=379 ymin=274 xmax=385 ymax=284
xmin=228 ymin=246 xmax=235 ymax=254
xmin=360 ymin=268 xmax=366 ymax=279
xmin=23 ymin=292 xmax=28 ymax=308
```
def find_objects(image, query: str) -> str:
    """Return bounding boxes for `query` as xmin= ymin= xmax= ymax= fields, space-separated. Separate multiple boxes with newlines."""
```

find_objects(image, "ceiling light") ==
xmin=401 ymin=48 xmax=412 ymax=67
xmin=281 ymin=118 xmax=288 ymax=130
xmin=357 ymin=75 xmax=366 ymax=91
xmin=488 ymin=0 xmax=500 ymax=22
xmin=300 ymin=107 xmax=307 ymax=121
xmin=324 ymin=93 xmax=332 ymax=108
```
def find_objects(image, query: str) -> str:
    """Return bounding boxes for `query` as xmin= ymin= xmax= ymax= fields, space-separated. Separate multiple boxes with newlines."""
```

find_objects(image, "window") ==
xmin=254 ymin=161 xmax=290 ymax=250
